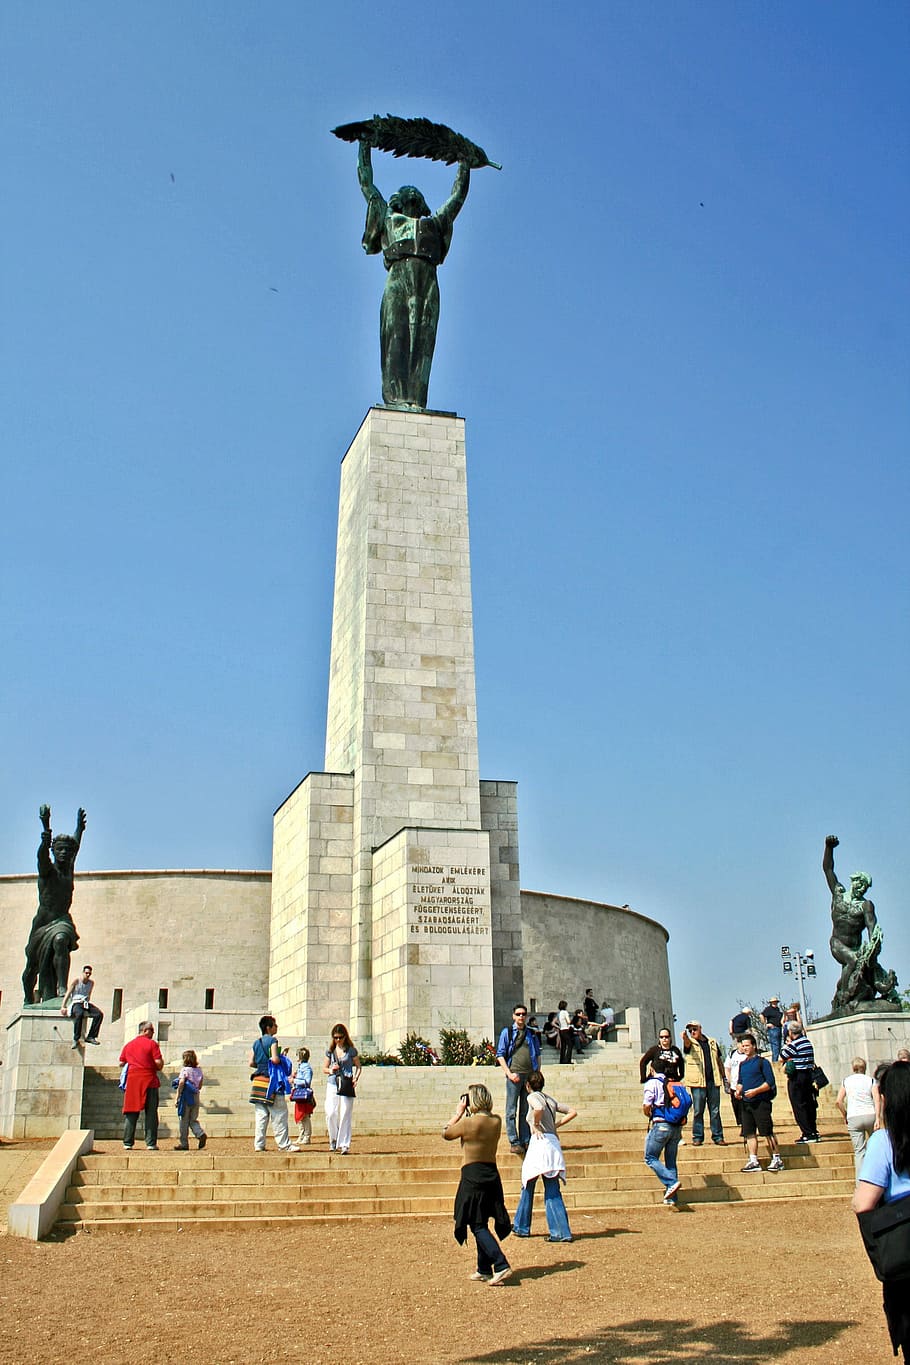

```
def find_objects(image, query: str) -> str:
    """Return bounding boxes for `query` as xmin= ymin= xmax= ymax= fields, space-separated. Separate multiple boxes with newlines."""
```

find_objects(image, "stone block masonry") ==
xmin=271 ymin=408 xmax=517 ymax=1050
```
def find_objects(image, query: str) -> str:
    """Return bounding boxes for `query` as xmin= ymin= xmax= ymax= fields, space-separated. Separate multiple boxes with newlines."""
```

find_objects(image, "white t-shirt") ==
xmin=725 ymin=1049 xmax=744 ymax=1088
xmin=842 ymin=1072 xmax=875 ymax=1119
xmin=557 ymin=1009 xmax=571 ymax=1030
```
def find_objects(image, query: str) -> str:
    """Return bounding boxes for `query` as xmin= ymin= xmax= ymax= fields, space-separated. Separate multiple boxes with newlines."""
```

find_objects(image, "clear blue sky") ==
xmin=2 ymin=3 xmax=907 ymax=1041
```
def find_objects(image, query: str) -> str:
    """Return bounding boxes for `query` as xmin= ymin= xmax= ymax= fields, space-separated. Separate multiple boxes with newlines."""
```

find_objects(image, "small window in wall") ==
xmin=158 ymin=988 xmax=169 ymax=1010
xmin=529 ymin=997 xmax=537 ymax=1015
xmin=111 ymin=989 xmax=123 ymax=1022
xmin=204 ymin=988 xmax=215 ymax=1011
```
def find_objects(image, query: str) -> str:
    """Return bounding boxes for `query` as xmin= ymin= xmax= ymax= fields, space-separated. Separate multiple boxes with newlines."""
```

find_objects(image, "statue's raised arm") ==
xmin=435 ymin=162 xmax=470 ymax=230
xmin=823 ymin=834 xmax=841 ymax=894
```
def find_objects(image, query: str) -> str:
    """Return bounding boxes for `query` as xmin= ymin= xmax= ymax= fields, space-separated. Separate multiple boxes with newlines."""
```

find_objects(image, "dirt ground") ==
xmin=0 ymin=1134 xmax=891 ymax=1365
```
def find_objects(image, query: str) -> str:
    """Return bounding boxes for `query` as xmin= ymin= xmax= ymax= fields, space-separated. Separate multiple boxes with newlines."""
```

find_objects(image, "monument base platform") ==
xmin=1 ymin=1009 xmax=86 ymax=1139
xmin=807 ymin=1010 xmax=910 ymax=1085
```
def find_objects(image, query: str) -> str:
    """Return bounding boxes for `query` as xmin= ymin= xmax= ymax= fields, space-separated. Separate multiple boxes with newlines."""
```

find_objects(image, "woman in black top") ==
xmin=639 ymin=1029 xmax=685 ymax=1083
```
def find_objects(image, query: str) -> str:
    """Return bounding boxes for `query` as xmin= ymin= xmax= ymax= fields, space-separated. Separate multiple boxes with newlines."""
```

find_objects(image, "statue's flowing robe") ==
xmin=362 ymin=191 xmax=457 ymax=409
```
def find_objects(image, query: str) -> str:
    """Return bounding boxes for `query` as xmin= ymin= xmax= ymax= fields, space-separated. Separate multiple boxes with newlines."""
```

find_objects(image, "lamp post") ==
xmin=781 ymin=946 xmax=816 ymax=1022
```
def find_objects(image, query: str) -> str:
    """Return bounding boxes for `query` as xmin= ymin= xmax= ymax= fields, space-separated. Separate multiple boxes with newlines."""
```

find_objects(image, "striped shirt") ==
xmin=781 ymin=1035 xmax=815 ymax=1070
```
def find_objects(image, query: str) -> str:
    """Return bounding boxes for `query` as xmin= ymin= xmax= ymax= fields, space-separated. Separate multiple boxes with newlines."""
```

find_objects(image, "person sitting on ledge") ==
xmin=61 ymin=964 xmax=103 ymax=1049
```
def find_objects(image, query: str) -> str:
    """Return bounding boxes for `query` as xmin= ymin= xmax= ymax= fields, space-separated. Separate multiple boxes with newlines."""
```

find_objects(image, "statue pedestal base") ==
xmin=0 ymin=1009 xmax=85 ymax=1139
xmin=269 ymin=408 xmax=521 ymax=1050
xmin=807 ymin=1010 xmax=910 ymax=1085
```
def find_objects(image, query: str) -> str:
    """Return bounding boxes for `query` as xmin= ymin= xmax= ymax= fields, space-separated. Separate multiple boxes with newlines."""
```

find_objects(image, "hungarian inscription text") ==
xmin=409 ymin=863 xmax=490 ymax=937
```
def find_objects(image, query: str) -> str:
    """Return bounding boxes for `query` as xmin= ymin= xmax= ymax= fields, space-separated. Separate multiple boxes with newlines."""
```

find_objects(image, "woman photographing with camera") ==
xmin=443 ymin=1083 xmax=513 ymax=1286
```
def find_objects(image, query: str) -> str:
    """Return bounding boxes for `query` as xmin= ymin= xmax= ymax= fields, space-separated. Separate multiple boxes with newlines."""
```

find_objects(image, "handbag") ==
xmin=812 ymin=1065 xmax=829 ymax=1090
xmin=857 ymin=1193 xmax=910 ymax=1282
xmin=249 ymin=1073 xmax=273 ymax=1105
xmin=336 ymin=1072 xmax=356 ymax=1099
xmin=290 ymin=1084 xmax=314 ymax=1104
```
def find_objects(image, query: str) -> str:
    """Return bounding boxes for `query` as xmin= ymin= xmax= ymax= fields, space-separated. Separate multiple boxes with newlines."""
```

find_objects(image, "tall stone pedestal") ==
xmin=270 ymin=408 xmax=522 ymax=1050
xmin=1 ymin=1010 xmax=85 ymax=1138
xmin=807 ymin=1011 xmax=910 ymax=1085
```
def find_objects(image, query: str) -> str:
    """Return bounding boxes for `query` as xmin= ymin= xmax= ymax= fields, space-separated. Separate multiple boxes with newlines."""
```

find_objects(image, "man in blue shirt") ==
xmin=496 ymin=1004 xmax=541 ymax=1155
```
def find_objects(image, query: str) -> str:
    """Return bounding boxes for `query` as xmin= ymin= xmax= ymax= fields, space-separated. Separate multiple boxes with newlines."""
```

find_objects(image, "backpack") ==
xmin=652 ymin=1078 xmax=693 ymax=1125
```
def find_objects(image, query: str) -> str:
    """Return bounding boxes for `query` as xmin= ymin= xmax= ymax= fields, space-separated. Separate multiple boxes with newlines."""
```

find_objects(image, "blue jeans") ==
xmin=691 ymin=1084 xmax=724 ymax=1143
xmin=512 ymin=1175 xmax=572 ymax=1240
xmin=471 ymin=1223 xmax=509 ymax=1274
xmin=767 ymin=1026 xmax=782 ymax=1062
xmin=644 ymin=1122 xmax=682 ymax=1196
xmin=504 ymin=1076 xmax=530 ymax=1147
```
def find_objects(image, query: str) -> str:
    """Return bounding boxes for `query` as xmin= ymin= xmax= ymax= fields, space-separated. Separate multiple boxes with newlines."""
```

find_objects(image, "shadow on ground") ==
xmin=459 ymin=1316 xmax=858 ymax=1364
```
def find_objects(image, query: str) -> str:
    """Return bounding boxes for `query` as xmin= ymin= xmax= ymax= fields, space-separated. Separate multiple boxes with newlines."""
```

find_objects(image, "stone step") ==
xmin=57 ymin=1170 xmax=854 ymax=1229
xmin=55 ymin=1126 xmax=857 ymax=1233
xmin=67 ymin=1136 xmax=853 ymax=1181
xmin=64 ymin=1157 xmax=855 ymax=1208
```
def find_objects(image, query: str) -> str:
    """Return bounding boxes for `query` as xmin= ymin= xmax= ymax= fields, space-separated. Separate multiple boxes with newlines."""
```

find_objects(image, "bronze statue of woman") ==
xmin=357 ymin=140 xmax=470 ymax=410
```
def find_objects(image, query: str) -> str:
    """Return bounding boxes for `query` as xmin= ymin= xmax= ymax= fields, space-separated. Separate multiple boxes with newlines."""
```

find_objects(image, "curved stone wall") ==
xmin=520 ymin=890 xmax=673 ymax=1044
xmin=0 ymin=870 xmax=272 ymax=1043
xmin=1 ymin=873 xmax=672 ymax=1051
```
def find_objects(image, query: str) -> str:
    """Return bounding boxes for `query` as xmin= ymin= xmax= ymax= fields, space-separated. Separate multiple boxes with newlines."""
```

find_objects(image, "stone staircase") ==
xmin=56 ymin=1132 xmax=856 ymax=1233
xmin=63 ymin=1047 xmax=856 ymax=1232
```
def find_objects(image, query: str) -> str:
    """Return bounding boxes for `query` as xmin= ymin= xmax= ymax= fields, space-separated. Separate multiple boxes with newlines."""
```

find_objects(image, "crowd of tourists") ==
xmin=113 ymin=1000 xmax=910 ymax=1353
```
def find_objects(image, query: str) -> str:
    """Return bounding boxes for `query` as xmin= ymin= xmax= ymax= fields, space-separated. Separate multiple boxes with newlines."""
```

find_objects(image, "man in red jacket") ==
xmin=119 ymin=1021 xmax=164 ymax=1150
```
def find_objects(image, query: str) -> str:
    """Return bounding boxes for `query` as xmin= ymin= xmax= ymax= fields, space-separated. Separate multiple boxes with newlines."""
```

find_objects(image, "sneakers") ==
xmin=664 ymin=1180 xmax=681 ymax=1202
xmin=768 ymin=1155 xmax=784 ymax=1172
xmin=545 ymin=1236 xmax=573 ymax=1243
xmin=795 ymin=1135 xmax=813 ymax=1144
xmin=807 ymin=1134 xmax=822 ymax=1142
xmin=741 ymin=1159 xmax=761 ymax=1172
xmin=286 ymin=1144 xmax=301 ymax=1153
xmin=489 ymin=1267 xmax=513 ymax=1286
xmin=85 ymin=1037 xmax=101 ymax=1045
xmin=71 ymin=1041 xmax=81 ymax=1050
xmin=197 ymin=1133 xmax=207 ymax=1150
xmin=469 ymin=1272 xmax=491 ymax=1282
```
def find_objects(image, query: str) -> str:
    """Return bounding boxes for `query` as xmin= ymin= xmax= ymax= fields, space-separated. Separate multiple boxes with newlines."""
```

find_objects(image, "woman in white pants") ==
xmin=836 ymin=1057 xmax=877 ymax=1175
xmin=323 ymin=1023 xmax=361 ymax=1154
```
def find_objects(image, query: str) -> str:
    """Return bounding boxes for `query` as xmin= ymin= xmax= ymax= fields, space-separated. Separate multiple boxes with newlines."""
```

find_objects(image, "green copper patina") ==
xmin=823 ymin=834 xmax=900 ymax=1016
xmin=22 ymin=804 xmax=87 ymax=1005
xmin=333 ymin=116 xmax=499 ymax=411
